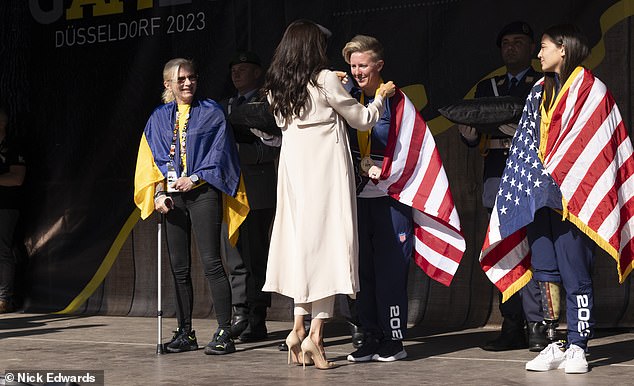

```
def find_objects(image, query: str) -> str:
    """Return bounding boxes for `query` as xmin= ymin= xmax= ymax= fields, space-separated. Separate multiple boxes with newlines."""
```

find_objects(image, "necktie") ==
xmin=508 ymin=77 xmax=518 ymax=95
xmin=236 ymin=95 xmax=246 ymax=106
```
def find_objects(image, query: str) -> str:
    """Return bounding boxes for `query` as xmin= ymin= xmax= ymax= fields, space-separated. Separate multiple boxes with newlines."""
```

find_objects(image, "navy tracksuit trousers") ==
xmin=527 ymin=207 xmax=595 ymax=349
xmin=357 ymin=196 xmax=412 ymax=341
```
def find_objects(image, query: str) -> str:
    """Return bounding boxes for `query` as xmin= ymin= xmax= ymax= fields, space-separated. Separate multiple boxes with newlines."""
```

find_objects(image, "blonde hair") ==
xmin=342 ymin=35 xmax=384 ymax=64
xmin=161 ymin=58 xmax=196 ymax=103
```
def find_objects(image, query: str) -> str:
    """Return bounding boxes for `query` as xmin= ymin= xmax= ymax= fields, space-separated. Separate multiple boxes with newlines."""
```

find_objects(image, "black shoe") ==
xmin=373 ymin=339 xmax=407 ymax=362
xmin=165 ymin=329 xmax=198 ymax=353
xmin=230 ymin=306 xmax=249 ymax=339
xmin=348 ymin=321 xmax=365 ymax=349
xmin=482 ymin=329 xmax=528 ymax=351
xmin=278 ymin=342 xmax=288 ymax=351
xmin=528 ymin=322 xmax=549 ymax=352
xmin=238 ymin=324 xmax=268 ymax=342
xmin=347 ymin=337 xmax=380 ymax=362
xmin=204 ymin=328 xmax=236 ymax=355
xmin=163 ymin=328 xmax=181 ymax=351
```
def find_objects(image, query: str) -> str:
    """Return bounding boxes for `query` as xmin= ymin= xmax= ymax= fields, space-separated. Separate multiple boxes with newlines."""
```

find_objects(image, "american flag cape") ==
xmin=374 ymin=89 xmax=465 ymax=286
xmin=480 ymin=67 xmax=634 ymax=301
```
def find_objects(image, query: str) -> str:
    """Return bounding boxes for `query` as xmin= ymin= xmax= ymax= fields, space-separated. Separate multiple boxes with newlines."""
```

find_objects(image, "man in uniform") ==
xmin=220 ymin=51 xmax=279 ymax=342
xmin=459 ymin=21 xmax=548 ymax=352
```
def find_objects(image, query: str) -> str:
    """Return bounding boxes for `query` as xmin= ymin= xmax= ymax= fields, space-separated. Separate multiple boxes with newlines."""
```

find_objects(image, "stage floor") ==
xmin=1 ymin=313 xmax=633 ymax=385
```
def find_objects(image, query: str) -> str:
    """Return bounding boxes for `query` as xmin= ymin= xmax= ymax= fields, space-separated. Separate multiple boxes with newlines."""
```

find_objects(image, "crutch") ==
xmin=156 ymin=196 xmax=173 ymax=354
xmin=156 ymin=211 xmax=165 ymax=354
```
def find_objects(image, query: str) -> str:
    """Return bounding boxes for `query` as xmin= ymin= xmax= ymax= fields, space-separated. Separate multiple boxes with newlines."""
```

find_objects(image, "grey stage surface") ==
xmin=0 ymin=313 xmax=632 ymax=385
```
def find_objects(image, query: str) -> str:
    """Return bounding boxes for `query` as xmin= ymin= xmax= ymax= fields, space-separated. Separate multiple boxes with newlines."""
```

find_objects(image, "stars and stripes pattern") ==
xmin=480 ymin=67 xmax=634 ymax=300
xmin=375 ymin=89 xmax=465 ymax=286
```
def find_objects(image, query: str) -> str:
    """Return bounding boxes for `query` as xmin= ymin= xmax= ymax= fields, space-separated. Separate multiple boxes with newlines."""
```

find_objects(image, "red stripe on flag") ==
xmin=586 ymin=133 xmax=628 ymax=231
xmin=494 ymin=252 xmax=532 ymax=291
xmin=546 ymin=71 xmax=595 ymax=162
xmin=436 ymin=187 xmax=456 ymax=222
xmin=415 ymin=224 xmax=463 ymax=264
xmin=413 ymin=251 xmax=455 ymax=286
xmin=551 ymin=93 xmax=611 ymax=182
xmin=613 ymin=195 xmax=634 ymax=248
xmin=412 ymin=147 xmax=442 ymax=206
xmin=387 ymin=93 xmax=425 ymax=195
xmin=382 ymin=90 xmax=404 ymax=178
xmin=480 ymin=229 xmax=526 ymax=271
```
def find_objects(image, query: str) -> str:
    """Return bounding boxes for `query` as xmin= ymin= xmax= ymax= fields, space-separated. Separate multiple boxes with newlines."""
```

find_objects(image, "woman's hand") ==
xmin=334 ymin=71 xmax=349 ymax=85
xmin=377 ymin=81 xmax=396 ymax=98
xmin=154 ymin=195 xmax=173 ymax=214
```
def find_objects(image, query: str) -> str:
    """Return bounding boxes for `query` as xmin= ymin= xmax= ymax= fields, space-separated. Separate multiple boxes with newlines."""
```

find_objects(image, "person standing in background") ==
xmin=220 ymin=51 xmax=279 ymax=342
xmin=458 ymin=21 xmax=547 ymax=352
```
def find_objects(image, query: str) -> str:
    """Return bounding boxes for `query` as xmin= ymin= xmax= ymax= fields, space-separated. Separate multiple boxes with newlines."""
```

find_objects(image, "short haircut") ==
xmin=342 ymin=35 xmax=384 ymax=64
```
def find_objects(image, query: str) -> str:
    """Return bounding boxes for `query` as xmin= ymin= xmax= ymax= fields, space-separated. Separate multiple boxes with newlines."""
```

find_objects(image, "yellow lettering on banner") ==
xmin=66 ymin=0 xmax=124 ymax=20
xmin=137 ymin=0 xmax=153 ymax=10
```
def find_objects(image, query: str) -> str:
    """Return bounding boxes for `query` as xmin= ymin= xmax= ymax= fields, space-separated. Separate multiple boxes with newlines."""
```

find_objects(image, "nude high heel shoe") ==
xmin=285 ymin=331 xmax=301 ymax=365
xmin=300 ymin=337 xmax=336 ymax=370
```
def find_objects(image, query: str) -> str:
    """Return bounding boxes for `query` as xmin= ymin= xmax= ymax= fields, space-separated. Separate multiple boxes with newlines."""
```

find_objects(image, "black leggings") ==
xmin=165 ymin=184 xmax=231 ymax=331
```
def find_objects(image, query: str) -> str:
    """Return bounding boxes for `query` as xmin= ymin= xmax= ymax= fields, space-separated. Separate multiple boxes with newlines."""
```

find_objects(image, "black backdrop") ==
xmin=0 ymin=0 xmax=631 ymax=312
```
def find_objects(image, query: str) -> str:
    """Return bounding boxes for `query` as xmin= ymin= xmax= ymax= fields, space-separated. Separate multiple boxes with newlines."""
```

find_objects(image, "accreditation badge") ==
xmin=166 ymin=162 xmax=179 ymax=193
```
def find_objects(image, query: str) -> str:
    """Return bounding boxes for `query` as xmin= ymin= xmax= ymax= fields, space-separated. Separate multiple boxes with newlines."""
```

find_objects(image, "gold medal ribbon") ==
xmin=356 ymin=80 xmax=384 ymax=160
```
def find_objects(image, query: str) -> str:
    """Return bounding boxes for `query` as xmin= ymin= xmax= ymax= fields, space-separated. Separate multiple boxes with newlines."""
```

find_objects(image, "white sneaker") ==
xmin=525 ymin=342 xmax=566 ymax=371
xmin=563 ymin=344 xmax=588 ymax=374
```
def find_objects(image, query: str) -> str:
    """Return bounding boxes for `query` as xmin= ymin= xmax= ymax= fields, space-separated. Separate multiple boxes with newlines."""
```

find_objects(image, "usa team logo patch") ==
xmin=398 ymin=232 xmax=407 ymax=243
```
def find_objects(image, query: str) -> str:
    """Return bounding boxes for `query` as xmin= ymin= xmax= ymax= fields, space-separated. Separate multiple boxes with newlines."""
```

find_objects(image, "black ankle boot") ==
xmin=348 ymin=321 xmax=365 ymax=349
xmin=230 ymin=305 xmax=249 ymax=339
xmin=239 ymin=306 xmax=268 ymax=342
xmin=482 ymin=318 xmax=527 ymax=351
xmin=527 ymin=322 xmax=548 ymax=352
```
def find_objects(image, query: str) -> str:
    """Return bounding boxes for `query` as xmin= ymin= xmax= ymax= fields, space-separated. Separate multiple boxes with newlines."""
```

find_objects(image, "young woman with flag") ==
xmin=134 ymin=58 xmax=242 ymax=355
xmin=517 ymin=24 xmax=634 ymax=374
xmin=261 ymin=19 xmax=395 ymax=370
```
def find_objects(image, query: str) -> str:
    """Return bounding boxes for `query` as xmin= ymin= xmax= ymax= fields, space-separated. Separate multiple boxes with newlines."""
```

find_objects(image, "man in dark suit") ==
xmin=459 ymin=22 xmax=548 ymax=352
xmin=220 ymin=51 xmax=279 ymax=342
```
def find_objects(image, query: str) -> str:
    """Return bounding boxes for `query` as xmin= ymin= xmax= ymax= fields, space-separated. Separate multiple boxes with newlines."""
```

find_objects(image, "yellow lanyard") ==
xmin=356 ymin=82 xmax=383 ymax=158
xmin=357 ymin=93 xmax=372 ymax=158
xmin=177 ymin=104 xmax=190 ymax=175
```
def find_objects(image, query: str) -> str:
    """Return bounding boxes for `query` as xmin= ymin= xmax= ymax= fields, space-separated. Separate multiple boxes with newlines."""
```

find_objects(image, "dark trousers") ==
xmin=226 ymin=208 xmax=274 ymax=309
xmin=165 ymin=184 xmax=231 ymax=331
xmin=499 ymin=278 xmax=542 ymax=327
xmin=357 ymin=196 xmax=412 ymax=341
xmin=527 ymin=207 xmax=595 ymax=349
xmin=0 ymin=209 xmax=18 ymax=302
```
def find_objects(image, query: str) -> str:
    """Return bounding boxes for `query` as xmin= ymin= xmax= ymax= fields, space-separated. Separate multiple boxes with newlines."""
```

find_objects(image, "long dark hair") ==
xmin=264 ymin=19 xmax=329 ymax=120
xmin=542 ymin=24 xmax=590 ymax=111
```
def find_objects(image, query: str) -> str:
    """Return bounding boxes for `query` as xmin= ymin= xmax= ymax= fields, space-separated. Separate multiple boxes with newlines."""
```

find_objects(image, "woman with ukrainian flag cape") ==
xmin=134 ymin=58 xmax=241 ymax=355
xmin=481 ymin=25 xmax=634 ymax=373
